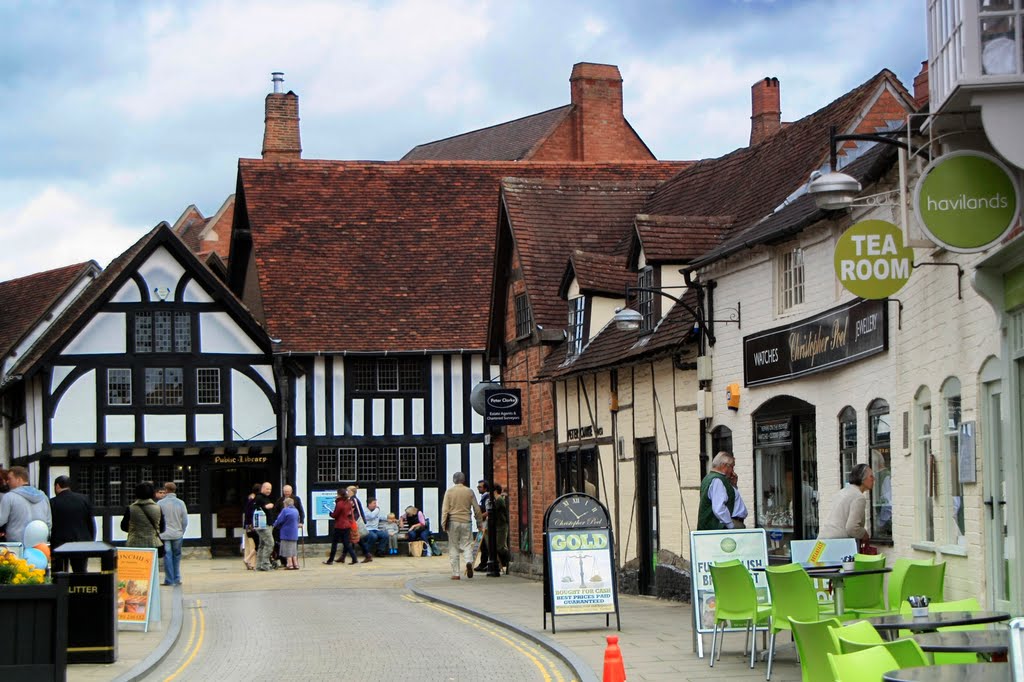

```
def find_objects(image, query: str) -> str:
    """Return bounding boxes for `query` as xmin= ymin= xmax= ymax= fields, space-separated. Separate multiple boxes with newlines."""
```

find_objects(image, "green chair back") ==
xmin=887 ymin=558 xmax=932 ymax=610
xmin=709 ymin=559 xmax=763 ymax=622
xmin=766 ymin=563 xmax=821 ymax=633
xmin=837 ymin=638 xmax=930 ymax=668
xmin=926 ymin=598 xmax=983 ymax=664
xmin=827 ymin=646 xmax=900 ymax=682
xmin=789 ymin=617 xmax=840 ymax=682
xmin=898 ymin=561 xmax=945 ymax=605
xmin=830 ymin=619 xmax=884 ymax=648
xmin=844 ymin=553 xmax=887 ymax=611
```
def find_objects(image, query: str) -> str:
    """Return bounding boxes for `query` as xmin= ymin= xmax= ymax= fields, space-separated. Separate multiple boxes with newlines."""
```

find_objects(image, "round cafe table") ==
xmin=801 ymin=566 xmax=891 ymax=615
xmin=866 ymin=611 xmax=1011 ymax=634
xmin=913 ymin=629 xmax=1010 ymax=656
xmin=882 ymin=662 xmax=1009 ymax=682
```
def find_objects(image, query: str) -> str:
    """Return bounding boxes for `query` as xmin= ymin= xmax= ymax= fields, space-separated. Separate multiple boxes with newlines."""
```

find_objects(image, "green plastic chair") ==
xmin=837 ymin=637 xmax=930 ymax=668
xmin=905 ymin=598 xmax=982 ymax=664
xmin=842 ymin=554 xmax=887 ymax=616
xmin=885 ymin=558 xmax=933 ymax=611
xmin=899 ymin=562 xmax=945 ymax=604
xmin=830 ymin=619 xmax=885 ymax=649
xmin=827 ymin=645 xmax=901 ymax=682
xmin=788 ymin=617 xmax=840 ymax=682
xmin=765 ymin=564 xmax=830 ymax=680
xmin=709 ymin=560 xmax=772 ymax=669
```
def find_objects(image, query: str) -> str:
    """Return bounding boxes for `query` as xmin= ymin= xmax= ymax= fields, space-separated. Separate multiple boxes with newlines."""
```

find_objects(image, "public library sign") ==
xmin=743 ymin=298 xmax=887 ymax=386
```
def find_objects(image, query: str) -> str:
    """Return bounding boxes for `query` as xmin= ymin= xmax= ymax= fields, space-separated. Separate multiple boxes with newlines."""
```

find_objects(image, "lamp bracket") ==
xmin=912 ymin=261 xmax=963 ymax=299
xmin=708 ymin=302 xmax=741 ymax=330
xmin=846 ymin=189 xmax=901 ymax=208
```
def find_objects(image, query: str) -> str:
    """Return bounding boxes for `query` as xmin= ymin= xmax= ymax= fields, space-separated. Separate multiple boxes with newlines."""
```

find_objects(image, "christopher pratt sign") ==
xmin=743 ymin=298 xmax=887 ymax=386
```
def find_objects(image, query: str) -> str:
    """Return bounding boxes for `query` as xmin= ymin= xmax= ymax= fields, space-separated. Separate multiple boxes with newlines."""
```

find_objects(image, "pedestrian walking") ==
xmin=275 ymin=484 xmax=305 ymax=567
xmin=440 ymin=471 xmax=484 ymax=580
xmin=274 ymin=498 xmax=301 ymax=570
xmin=157 ymin=482 xmax=188 ymax=585
xmin=49 ymin=475 xmax=96 ymax=572
xmin=0 ymin=466 xmax=52 ymax=544
xmin=323 ymin=488 xmax=358 ymax=565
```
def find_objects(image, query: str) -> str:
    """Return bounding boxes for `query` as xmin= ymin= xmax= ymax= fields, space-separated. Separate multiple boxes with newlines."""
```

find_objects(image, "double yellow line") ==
xmin=403 ymin=594 xmax=573 ymax=682
xmin=162 ymin=599 xmax=206 ymax=682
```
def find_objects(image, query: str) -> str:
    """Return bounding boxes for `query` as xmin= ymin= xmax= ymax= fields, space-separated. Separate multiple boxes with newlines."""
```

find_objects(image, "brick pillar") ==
xmin=750 ymin=77 xmax=781 ymax=146
xmin=570 ymin=62 xmax=625 ymax=161
xmin=262 ymin=92 xmax=302 ymax=161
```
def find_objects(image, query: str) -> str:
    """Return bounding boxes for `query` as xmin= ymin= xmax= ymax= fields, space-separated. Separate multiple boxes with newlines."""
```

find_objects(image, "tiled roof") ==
xmin=0 ymin=262 xmax=98 ymax=372
xmin=563 ymin=251 xmax=634 ymax=297
xmin=10 ymin=224 xmax=265 ymax=378
xmin=643 ymin=70 xmax=909 ymax=230
xmin=401 ymin=106 xmax=573 ymax=161
xmin=501 ymin=170 xmax=687 ymax=331
xmin=236 ymin=160 xmax=682 ymax=353
xmin=633 ymin=214 xmax=734 ymax=264
xmin=171 ymin=205 xmax=209 ymax=254
xmin=538 ymin=288 xmax=700 ymax=380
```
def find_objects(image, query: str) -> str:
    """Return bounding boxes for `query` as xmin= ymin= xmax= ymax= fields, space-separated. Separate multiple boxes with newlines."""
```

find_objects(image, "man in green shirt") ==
xmin=698 ymin=452 xmax=737 ymax=530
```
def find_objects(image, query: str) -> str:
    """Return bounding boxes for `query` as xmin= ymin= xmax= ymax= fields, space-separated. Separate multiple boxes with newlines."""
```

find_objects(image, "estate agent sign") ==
xmin=484 ymin=388 xmax=522 ymax=427
xmin=744 ymin=298 xmax=887 ymax=386
xmin=834 ymin=220 xmax=914 ymax=299
xmin=914 ymin=150 xmax=1021 ymax=253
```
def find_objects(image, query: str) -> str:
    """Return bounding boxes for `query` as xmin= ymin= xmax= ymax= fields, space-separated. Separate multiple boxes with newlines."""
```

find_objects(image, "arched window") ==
xmin=711 ymin=425 xmax=733 ymax=457
xmin=868 ymin=399 xmax=891 ymax=541
xmin=942 ymin=377 xmax=963 ymax=542
xmin=915 ymin=386 xmax=934 ymax=543
xmin=838 ymin=407 xmax=857 ymax=487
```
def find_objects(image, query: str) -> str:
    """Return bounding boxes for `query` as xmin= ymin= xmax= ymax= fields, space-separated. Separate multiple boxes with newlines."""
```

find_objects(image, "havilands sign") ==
xmin=743 ymin=298 xmax=887 ymax=386
xmin=834 ymin=220 xmax=914 ymax=299
xmin=914 ymin=151 xmax=1021 ymax=253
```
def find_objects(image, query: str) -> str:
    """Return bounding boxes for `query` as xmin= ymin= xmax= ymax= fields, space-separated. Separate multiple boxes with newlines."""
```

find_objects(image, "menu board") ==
xmin=117 ymin=548 xmax=160 ymax=631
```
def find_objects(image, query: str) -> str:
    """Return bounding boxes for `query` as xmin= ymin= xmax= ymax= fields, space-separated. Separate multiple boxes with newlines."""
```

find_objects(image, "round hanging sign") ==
xmin=913 ymin=150 xmax=1021 ymax=253
xmin=833 ymin=220 xmax=914 ymax=299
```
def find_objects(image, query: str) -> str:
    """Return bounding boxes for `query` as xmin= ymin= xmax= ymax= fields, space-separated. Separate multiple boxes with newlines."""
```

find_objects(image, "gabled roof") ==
xmin=173 ymin=196 xmax=235 ymax=263
xmin=643 ymin=70 xmax=913 ymax=230
xmin=632 ymin=214 xmax=734 ymax=265
xmin=401 ymin=106 xmax=573 ymax=161
xmin=537 ymin=288 xmax=700 ymax=380
xmin=234 ymin=160 xmax=682 ymax=354
xmin=9 ymin=223 xmax=268 ymax=379
xmin=496 ymin=171 xmax=687 ymax=338
xmin=0 ymin=262 xmax=99 ymax=378
xmin=171 ymin=204 xmax=209 ymax=253
xmin=560 ymin=251 xmax=634 ymax=298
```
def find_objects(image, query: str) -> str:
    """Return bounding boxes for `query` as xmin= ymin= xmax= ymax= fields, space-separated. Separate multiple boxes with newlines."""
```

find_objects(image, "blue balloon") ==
xmin=23 ymin=547 xmax=48 ymax=571
xmin=22 ymin=520 xmax=49 ymax=549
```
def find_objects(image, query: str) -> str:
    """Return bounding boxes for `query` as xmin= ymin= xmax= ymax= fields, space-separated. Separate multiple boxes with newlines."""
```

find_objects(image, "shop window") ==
xmin=838 ymin=406 xmax=857 ymax=487
xmin=556 ymin=448 xmax=599 ymax=499
xmin=76 ymin=462 xmax=197 ymax=509
xmin=868 ymin=399 xmax=892 ymax=541
xmin=915 ymin=387 xmax=935 ymax=543
xmin=517 ymin=448 xmax=532 ymax=553
xmin=567 ymin=296 xmax=586 ymax=357
xmin=514 ymin=293 xmax=532 ymax=340
xmin=777 ymin=246 xmax=805 ymax=314
xmin=942 ymin=377 xmax=964 ymax=543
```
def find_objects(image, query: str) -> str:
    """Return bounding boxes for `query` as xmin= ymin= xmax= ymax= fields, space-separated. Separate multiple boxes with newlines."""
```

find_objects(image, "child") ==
xmin=384 ymin=513 xmax=400 ymax=555
xmin=273 ymin=498 xmax=300 ymax=570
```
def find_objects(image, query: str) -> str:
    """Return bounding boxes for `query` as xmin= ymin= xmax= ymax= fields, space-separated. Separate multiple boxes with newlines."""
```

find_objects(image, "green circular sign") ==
xmin=720 ymin=538 xmax=737 ymax=553
xmin=914 ymin=151 xmax=1021 ymax=252
xmin=834 ymin=220 xmax=913 ymax=299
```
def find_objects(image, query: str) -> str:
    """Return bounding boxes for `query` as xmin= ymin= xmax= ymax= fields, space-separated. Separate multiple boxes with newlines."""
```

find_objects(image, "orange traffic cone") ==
xmin=603 ymin=635 xmax=626 ymax=682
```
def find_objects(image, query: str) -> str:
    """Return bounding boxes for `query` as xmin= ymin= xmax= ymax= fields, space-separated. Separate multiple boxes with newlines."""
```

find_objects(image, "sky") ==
xmin=0 ymin=0 xmax=927 ymax=281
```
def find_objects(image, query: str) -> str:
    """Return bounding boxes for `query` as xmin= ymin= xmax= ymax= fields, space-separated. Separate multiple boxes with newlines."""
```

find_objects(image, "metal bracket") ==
xmin=913 ymin=261 xmax=964 ymax=299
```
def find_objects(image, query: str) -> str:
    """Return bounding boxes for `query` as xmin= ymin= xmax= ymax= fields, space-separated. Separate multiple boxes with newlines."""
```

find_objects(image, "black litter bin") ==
xmin=51 ymin=541 xmax=118 ymax=664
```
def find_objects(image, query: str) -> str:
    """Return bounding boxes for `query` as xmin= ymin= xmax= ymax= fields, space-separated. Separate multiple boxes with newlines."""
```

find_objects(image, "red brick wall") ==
xmin=838 ymin=89 xmax=912 ymax=160
xmin=262 ymin=93 xmax=302 ymax=161
xmin=750 ymin=77 xmax=781 ymax=146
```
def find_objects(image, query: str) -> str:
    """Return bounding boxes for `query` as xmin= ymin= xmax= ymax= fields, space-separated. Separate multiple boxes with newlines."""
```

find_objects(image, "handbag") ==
xmin=356 ymin=518 xmax=369 ymax=539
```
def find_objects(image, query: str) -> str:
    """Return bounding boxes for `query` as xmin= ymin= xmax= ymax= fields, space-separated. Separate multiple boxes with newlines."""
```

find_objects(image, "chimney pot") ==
xmin=750 ymin=76 xmax=782 ymax=146
xmin=271 ymin=72 xmax=285 ymax=94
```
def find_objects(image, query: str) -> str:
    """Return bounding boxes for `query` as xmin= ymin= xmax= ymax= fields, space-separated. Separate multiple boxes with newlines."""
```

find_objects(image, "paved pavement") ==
xmin=65 ymin=551 xmax=803 ymax=682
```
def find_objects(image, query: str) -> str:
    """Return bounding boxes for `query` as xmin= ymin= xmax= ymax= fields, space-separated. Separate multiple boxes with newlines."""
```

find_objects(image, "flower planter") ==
xmin=0 ymin=579 xmax=68 ymax=682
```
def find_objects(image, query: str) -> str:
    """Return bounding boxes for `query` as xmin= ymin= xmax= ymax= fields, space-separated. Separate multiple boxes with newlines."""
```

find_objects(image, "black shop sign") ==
xmin=484 ymin=388 xmax=522 ymax=427
xmin=743 ymin=298 xmax=887 ymax=387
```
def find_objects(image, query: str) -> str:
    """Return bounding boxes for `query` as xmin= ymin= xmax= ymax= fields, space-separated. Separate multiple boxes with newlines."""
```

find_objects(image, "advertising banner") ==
xmin=548 ymin=529 xmax=616 ymax=615
xmin=117 ymin=548 xmax=160 ymax=631
xmin=690 ymin=528 xmax=769 ymax=652
xmin=310 ymin=490 xmax=338 ymax=521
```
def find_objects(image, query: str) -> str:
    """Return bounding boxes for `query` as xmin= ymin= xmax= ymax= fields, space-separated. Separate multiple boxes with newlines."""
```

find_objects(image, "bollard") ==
xmin=603 ymin=634 xmax=626 ymax=682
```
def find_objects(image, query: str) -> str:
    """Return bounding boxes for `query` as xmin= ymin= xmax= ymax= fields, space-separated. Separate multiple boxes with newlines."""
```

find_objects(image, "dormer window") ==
xmin=567 ymin=296 xmax=586 ymax=356
xmin=637 ymin=267 xmax=654 ymax=332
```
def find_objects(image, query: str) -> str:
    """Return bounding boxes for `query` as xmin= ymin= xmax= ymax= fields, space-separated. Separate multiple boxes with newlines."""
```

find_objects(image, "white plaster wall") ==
xmin=332 ymin=361 xmax=345 ymax=436
xmin=51 ymin=366 xmax=74 ymax=391
xmin=699 ymin=193 xmax=998 ymax=602
xmin=105 ymin=415 xmax=135 ymax=443
xmin=195 ymin=413 xmax=223 ymax=441
xmin=199 ymin=312 xmax=261 ymax=354
xmin=136 ymin=247 xmax=186 ymax=298
xmin=182 ymin=279 xmax=214 ymax=303
xmin=470 ymin=354 xmax=484 ymax=434
xmin=295 ymin=375 xmax=306 ymax=436
xmin=313 ymin=357 xmax=326 ymax=436
xmin=432 ymin=357 xmax=445 ymax=435
xmin=372 ymin=398 xmax=385 ymax=435
xmin=391 ymin=399 xmax=405 ymax=436
xmin=144 ymin=414 xmax=186 ymax=442
xmin=110 ymin=279 xmax=142 ymax=303
xmin=231 ymin=369 xmax=276 ymax=441
xmin=450 ymin=356 xmax=464 ymax=435
xmin=62 ymin=313 xmax=126 ymax=355
xmin=590 ymin=297 xmax=620 ymax=340
xmin=52 ymin=370 xmax=96 ymax=444
xmin=411 ymin=398 xmax=424 ymax=435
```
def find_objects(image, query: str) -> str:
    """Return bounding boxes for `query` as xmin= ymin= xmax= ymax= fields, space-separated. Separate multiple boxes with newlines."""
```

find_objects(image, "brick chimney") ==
xmin=750 ymin=76 xmax=781 ymax=146
xmin=262 ymin=72 xmax=302 ymax=161
xmin=570 ymin=62 xmax=625 ymax=161
xmin=912 ymin=61 xmax=929 ymax=109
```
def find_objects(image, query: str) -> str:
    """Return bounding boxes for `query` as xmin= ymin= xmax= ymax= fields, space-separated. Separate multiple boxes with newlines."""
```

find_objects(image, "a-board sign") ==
xmin=116 ymin=548 xmax=160 ymax=632
xmin=690 ymin=529 xmax=769 ymax=658
xmin=542 ymin=493 xmax=620 ymax=633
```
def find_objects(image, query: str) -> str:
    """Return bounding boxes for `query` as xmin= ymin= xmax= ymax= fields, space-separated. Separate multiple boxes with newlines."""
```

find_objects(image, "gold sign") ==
xmin=213 ymin=455 xmax=269 ymax=464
